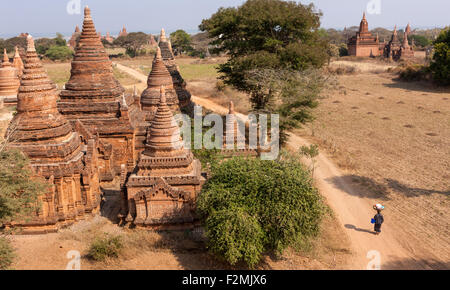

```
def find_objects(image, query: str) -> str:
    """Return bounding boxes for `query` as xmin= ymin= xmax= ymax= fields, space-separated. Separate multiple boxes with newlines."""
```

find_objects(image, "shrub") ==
xmin=0 ymin=237 xmax=15 ymax=270
xmin=87 ymin=235 xmax=123 ymax=261
xmin=429 ymin=28 xmax=450 ymax=85
xmin=0 ymin=149 xmax=46 ymax=226
xmin=205 ymin=207 xmax=264 ymax=268
xmin=198 ymin=154 xmax=323 ymax=267
xmin=44 ymin=45 xmax=74 ymax=61
xmin=398 ymin=64 xmax=431 ymax=82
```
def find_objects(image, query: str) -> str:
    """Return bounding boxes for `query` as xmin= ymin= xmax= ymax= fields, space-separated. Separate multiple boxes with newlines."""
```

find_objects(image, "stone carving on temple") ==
xmin=58 ymin=6 xmax=141 ymax=180
xmin=158 ymin=28 xmax=192 ymax=111
xmin=4 ymin=36 xmax=101 ymax=234
xmin=0 ymin=49 xmax=20 ymax=108
xmin=120 ymin=86 xmax=204 ymax=229
xmin=347 ymin=12 xmax=381 ymax=57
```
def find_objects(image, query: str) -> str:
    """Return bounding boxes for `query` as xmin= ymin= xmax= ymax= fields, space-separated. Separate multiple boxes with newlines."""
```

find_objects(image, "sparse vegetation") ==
xmin=397 ymin=63 xmax=431 ymax=82
xmin=0 ymin=149 xmax=47 ymax=226
xmin=0 ymin=237 xmax=15 ymax=270
xmin=87 ymin=234 xmax=123 ymax=261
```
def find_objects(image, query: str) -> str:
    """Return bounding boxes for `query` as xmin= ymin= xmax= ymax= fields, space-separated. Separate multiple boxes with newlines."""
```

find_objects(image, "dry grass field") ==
xmin=295 ymin=70 xmax=450 ymax=265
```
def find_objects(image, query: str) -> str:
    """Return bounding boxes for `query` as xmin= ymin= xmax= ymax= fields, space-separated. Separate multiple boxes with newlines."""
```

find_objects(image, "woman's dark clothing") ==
xmin=374 ymin=213 xmax=384 ymax=233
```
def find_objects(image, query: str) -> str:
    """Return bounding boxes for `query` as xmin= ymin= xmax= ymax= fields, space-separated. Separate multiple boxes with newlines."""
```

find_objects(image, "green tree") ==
xmin=1 ymin=37 xmax=27 ymax=53
xmin=0 ymin=149 xmax=47 ymax=226
xmin=199 ymin=0 xmax=330 ymax=141
xmin=55 ymin=33 xmax=67 ymax=47
xmin=198 ymin=154 xmax=323 ymax=268
xmin=44 ymin=45 xmax=74 ymax=61
xmin=408 ymin=34 xmax=430 ymax=48
xmin=35 ymin=38 xmax=57 ymax=55
xmin=114 ymin=32 xmax=149 ymax=57
xmin=170 ymin=29 xmax=193 ymax=55
xmin=0 ymin=237 xmax=15 ymax=270
xmin=429 ymin=28 xmax=450 ymax=85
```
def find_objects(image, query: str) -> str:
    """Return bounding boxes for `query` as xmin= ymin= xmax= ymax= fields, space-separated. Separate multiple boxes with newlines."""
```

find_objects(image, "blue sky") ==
xmin=0 ymin=0 xmax=448 ymax=38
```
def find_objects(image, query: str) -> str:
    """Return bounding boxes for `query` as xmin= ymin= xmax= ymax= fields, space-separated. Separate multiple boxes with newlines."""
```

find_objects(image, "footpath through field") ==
xmin=114 ymin=62 xmax=439 ymax=270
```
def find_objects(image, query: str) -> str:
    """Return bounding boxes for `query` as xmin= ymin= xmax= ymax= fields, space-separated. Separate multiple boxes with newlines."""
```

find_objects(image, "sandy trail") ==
xmin=114 ymin=63 xmax=441 ymax=270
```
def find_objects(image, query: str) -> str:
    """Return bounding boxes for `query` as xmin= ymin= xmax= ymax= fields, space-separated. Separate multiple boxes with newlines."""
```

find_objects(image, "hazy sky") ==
xmin=1 ymin=0 xmax=448 ymax=38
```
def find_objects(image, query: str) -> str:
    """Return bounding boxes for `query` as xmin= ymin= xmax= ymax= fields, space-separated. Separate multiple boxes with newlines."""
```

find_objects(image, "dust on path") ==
xmin=114 ymin=62 xmax=445 ymax=270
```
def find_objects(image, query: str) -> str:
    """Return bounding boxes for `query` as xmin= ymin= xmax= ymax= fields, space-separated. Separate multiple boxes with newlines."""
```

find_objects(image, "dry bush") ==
xmin=326 ymin=65 xmax=359 ymax=75
xmin=395 ymin=63 xmax=432 ymax=82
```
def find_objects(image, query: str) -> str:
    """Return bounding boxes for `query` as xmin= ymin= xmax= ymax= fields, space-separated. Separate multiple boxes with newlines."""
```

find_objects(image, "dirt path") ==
xmin=114 ymin=63 xmax=442 ymax=270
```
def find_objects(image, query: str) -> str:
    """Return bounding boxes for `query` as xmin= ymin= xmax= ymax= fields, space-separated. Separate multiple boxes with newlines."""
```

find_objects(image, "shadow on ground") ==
xmin=381 ymin=257 xmax=450 ymax=270
xmin=344 ymin=224 xmax=376 ymax=235
xmin=383 ymin=79 xmax=450 ymax=94
xmin=326 ymin=175 xmax=449 ymax=200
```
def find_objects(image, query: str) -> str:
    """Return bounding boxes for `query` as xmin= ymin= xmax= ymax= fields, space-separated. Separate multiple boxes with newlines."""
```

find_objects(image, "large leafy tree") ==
xmin=430 ymin=28 xmax=450 ymax=85
xmin=170 ymin=29 xmax=193 ymax=55
xmin=199 ymin=0 xmax=330 ymax=142
xmin=114 ymin=32 xmax=149 ymax=57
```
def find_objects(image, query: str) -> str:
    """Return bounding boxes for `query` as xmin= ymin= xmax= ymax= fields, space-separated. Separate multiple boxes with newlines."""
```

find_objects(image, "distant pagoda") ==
xmin=347 ymin=12 xmax=381 ymax=57
xmin=158 ymin=28 xmax=192 ymax=111
xmin=68 ymin=25 xmax=81 ymax=48
xmin=0 ymin=49 xmax=20 ymax=107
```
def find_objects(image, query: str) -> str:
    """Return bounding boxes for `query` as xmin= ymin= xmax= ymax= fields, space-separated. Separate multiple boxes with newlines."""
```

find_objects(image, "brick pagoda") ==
xmin=59 ymin=7 xmax=139 ymax=180
xmin=13 ymin=46 xmax=24 ymax=77
xmin=68 ymin=25 xmax=81 ymax=48
xmin=158 ymin=28 xmax=192 ymax=110
xmin=0 ymin=49 xmax=20 ymax=108
xmin=5 ymin=36 xmax=101 ymax=234
xmin=347 ymin=12 xmax=381 ymax=57
xmin=121 ymin=86 xmax=204 ymax=229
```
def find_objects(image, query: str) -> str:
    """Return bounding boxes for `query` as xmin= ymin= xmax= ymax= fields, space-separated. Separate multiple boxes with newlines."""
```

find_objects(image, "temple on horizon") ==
xmin=347 ymin=12 xmax=381 ymax=57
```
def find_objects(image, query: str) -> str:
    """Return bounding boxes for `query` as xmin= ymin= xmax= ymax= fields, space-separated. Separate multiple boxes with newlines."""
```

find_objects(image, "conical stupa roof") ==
xmin=8 ymin=36 xmax=79 ymax=158
xmin=0 ymin=49 xmax=20 ymax=97
xmin=13 ymin=46 xmax=24 ymax=76
xmin=158 ymin=28 xmax=175 ymax=60
xmin=147 ymin=47 xmax=173 ymax=87
xmin=145 ymin=86 xmax=184 ymax=156
xmin=141 ymin=47 xmax=179 ymax=110
xmin=61 ymin=6 xmax=124 ymax=99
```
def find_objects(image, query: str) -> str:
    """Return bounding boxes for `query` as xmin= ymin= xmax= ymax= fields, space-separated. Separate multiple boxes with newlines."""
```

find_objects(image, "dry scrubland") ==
xmin=2 ymin=56 xmax=353 ymax=270
xmin=3 ymin=55 xmax=449 ymax=269
xmin=297 ymin=69 xmax=450 ymax=265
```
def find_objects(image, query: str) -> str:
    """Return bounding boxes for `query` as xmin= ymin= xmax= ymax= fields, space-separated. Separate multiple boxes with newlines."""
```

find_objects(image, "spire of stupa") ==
xmin=2 ymin=49 xmax=11 ymax=67
xmin=160 ymin=28 xmax=167 ymax=42
xmin=13 ymin=46 xmax=24 ymax=76
xmin=140 ymin=47 xmax=179 ymax=114
xmin=145 ymin=86 xmax=184 ymax=156
xmin=61 ymin=6 xmax=124 ymax=100
xmin=9 ymin=35 xmax=74 ymax=144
